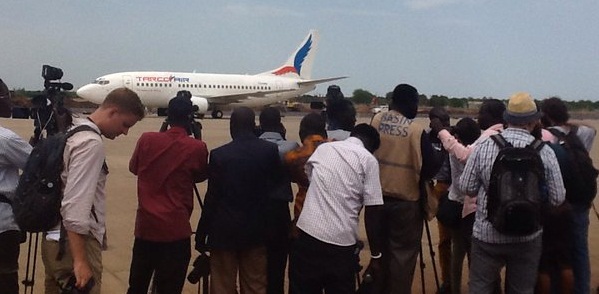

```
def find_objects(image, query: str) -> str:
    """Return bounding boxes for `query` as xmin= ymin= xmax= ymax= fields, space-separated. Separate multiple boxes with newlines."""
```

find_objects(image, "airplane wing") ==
xmin=297 ymin=76 xmax=348 ymax=87
xmin=205 ymin=88 xmax=296 ymax=105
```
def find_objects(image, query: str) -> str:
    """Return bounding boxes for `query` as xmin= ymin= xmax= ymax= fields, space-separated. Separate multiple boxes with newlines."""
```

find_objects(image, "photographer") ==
xmin=127 ymin=94 xmax=208 ymax=294
xmin=42 ymin=87 xmax=145 ymax=294
xmin=0 ymin=78 xmax=33 ymax=294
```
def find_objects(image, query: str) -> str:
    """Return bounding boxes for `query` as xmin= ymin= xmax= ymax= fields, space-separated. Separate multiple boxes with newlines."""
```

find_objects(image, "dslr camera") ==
xmin=60 ymin=275 xmax=95 ymax=294
xmin=187 ymin=253 xmax=210 ymax=284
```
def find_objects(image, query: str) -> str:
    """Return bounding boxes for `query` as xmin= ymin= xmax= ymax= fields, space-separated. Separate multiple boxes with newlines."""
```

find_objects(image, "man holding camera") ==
xmin=42 ymin=87 xmax=145 ymax=294
xmin=127 ymin=94 xmax=208 ymax=294
xmin=0 ymin=79 xmax=33 ymax=294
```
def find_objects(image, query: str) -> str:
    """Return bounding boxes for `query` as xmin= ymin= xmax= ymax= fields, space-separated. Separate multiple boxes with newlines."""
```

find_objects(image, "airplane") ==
xmin=76 ymin=30 xmax=346 ymax=118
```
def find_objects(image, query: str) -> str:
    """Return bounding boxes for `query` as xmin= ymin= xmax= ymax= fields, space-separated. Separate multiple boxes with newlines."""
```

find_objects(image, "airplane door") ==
xmin=123 ymin=75 xmax=132 ymax=88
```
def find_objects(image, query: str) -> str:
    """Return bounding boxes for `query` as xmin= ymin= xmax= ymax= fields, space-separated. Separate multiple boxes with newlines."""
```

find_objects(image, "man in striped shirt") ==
xmin=459 ymin=92 xmax=565 ymax=293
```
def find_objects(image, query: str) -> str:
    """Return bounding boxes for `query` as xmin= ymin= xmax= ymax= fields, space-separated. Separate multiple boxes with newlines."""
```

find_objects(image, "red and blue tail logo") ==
xmin=272 ymin=34 xmax=313 ymax=76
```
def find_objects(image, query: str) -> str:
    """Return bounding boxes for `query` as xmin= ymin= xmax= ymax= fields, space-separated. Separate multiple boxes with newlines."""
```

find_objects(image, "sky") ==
xmin=1 ymin=0 xmax=599 ymax=101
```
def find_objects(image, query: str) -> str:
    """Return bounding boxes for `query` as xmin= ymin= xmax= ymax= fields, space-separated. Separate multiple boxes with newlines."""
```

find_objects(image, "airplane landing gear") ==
xmin=211 ymin=109 xmax=223 ymax=119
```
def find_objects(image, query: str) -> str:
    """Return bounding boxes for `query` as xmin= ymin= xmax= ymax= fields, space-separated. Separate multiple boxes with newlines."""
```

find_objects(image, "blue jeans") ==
xmin=570 ymin=203 xmax=590 ymax=294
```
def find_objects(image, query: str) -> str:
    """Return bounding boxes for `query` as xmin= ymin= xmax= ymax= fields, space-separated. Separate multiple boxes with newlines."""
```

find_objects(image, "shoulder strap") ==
xmin=66 ymin=124 xmax=100 ymax=139
xmin=569 ymin=125 xmax=579 ymax=135
xmin=490 ymin=134 xmax=511 ymax=149
xmin=528 ymin=139 xmax=545 ymax=152
xmin=548 ymin=127 xmax=567 ymax=139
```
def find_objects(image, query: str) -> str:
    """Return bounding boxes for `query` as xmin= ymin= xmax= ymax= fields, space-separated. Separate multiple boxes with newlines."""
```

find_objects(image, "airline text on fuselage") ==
xmin=135 ymin=76 xmax=190 ymax=83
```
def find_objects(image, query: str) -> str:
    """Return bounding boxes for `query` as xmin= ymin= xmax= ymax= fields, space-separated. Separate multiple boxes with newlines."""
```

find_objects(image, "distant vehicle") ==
xmin=76 ymin=30 xmax=346 ymax=119
xmin=371 ymin=105 xmax=389 ymax=114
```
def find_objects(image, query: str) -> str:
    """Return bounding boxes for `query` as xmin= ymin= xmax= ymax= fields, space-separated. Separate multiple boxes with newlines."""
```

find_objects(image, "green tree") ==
xmin=429 ymin=95 xmax=449 ymax=107
xmin=418 ymin=94 xmax=429 ymax=107
xmin=351 ymin=89 xmax=375 ymax=105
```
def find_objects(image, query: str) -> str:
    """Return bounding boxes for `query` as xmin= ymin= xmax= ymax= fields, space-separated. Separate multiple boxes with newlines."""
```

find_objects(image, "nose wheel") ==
xmin=211 ymin=109 xmax=223 ymax=119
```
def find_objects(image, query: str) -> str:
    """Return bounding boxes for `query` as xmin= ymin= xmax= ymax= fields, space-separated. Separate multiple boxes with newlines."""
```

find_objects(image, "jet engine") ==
xmin=190 ymin=96 xmax=209 ymax=117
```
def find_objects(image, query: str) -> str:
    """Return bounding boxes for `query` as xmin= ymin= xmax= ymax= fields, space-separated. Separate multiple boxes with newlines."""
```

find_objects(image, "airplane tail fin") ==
xmin=259 ymin=30 xmax=319 ymax=80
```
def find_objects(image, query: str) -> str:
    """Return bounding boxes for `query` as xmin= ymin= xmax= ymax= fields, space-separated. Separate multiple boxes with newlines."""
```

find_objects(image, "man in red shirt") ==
xmin=127 ymin=93 xmax=209 ymax=294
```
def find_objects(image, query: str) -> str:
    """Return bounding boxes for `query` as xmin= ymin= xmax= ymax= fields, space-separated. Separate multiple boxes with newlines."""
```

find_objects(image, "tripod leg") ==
xmin=424 ymin=220 xmax=441 ymax=292
xmin=22 ymin=232 xmax=37 ymax=294
xmin=419 ymin=243 xmax=426 ymax=294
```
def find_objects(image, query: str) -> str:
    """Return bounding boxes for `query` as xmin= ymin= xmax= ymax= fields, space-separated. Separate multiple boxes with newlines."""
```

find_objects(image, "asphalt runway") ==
xmin=2 ymin=114 xmax=597 ymax=293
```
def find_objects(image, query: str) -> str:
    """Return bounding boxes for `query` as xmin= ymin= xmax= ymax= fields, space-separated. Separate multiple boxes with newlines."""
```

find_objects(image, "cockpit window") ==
xmin=93 ymin=79 xmax=110 ymax=85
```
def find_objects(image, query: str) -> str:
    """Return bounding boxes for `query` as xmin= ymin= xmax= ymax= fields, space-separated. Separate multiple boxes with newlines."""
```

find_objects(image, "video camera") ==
xmin=31 ymin=65 xmax=74 ymax=143
xmin=159 ymin=90 xmax=203 ymax=140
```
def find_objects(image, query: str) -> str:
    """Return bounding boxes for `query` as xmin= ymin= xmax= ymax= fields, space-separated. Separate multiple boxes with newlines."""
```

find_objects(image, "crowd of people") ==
xmin=0 ymin=80 xmax=597 ymax=294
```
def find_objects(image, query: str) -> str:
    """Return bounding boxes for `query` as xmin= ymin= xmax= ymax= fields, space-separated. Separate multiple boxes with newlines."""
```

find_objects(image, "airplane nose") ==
xmin=76 ymin=84 xmax=104 ymax=104
xmin=76 ymin=84 xmax=92 ymax=99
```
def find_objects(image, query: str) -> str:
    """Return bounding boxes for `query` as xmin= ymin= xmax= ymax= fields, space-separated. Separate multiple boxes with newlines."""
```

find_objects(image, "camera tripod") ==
xmin=418 ymin=182 xmax=441 ymax=294
xmin=21 ymin=65 xmax=73 ymax=294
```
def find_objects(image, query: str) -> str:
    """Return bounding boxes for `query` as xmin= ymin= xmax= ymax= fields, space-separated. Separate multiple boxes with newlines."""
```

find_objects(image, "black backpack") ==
xmin=12 ymin=125 xmax=99 ymax=232
xmin=487 ymin=134 xmax=546 ymax=236
xmin=548 ymin=126 xmax=598 ymax=206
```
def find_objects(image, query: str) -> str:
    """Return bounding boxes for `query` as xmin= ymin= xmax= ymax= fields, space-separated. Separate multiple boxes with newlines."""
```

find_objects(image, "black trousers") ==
xmin=0 ymin=230 xmax=21 ymax=294
xmin=127 ymin=237 xmax=191 ymax=294
xmin=289 ymin=231 xmax=356 ymax=294
xmin=266 ymin=201 xmax=291 ymax=294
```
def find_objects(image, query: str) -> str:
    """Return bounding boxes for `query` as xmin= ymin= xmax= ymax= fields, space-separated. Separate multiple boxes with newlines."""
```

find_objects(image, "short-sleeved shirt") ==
xmin=297 ymin=137 xmax=383 ymax=246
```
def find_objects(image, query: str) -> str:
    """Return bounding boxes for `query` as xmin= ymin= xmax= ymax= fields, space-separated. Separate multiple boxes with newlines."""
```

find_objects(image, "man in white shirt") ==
xmin=289 ymin=123 xmax=384 ymax=293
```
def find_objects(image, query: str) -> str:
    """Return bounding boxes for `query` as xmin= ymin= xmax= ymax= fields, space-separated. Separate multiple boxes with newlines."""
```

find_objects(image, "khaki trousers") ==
xmin=210 ymin=246 xmax=267 ymax=294
xmin=41 ymin=235 xmax=103 ymax=294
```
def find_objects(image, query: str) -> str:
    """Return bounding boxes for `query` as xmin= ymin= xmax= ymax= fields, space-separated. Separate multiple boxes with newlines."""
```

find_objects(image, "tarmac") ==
xmin=1 ymin=113 xmax=597 ymax=293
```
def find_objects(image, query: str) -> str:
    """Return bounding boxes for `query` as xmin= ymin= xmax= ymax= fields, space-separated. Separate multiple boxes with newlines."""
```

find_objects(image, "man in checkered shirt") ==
xmin=459 ymin=92 xmax=565 ymax=293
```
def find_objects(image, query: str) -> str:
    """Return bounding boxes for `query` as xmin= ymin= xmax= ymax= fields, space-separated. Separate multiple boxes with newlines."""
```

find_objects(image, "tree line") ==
xmin=11 ymin=88 xmax=599 ymax=112
xmin=297 ymin=89 xmax=599 ymax=111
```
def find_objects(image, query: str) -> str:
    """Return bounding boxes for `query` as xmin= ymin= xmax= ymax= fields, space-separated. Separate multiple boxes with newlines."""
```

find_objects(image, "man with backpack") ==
xmin=459 ymin=92 xmax=565 ymax=293
xmin=541 ymin=97 xmax=597 ymax=294
xmin=0 ymin=79 xmax=33 ymax=294
xmin=41 ymin=88 xmax=145 ymax=294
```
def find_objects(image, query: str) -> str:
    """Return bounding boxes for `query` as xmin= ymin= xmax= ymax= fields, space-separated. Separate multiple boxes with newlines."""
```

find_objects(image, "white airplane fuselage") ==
xmin=77 ymin=71 xmax=314 ymax=108
xmin=76 ymin=30 xmax=345 ymax=118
